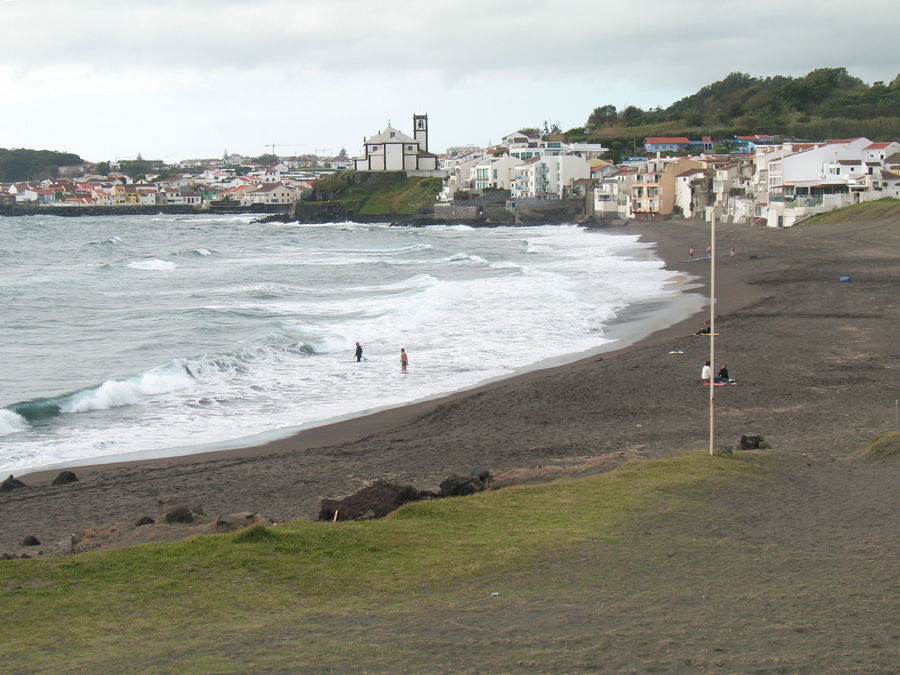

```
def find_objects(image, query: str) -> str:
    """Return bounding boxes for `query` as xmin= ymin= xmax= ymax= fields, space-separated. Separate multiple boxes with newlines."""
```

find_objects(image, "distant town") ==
xmin=3 ymin=112 xmax=899 ymax=228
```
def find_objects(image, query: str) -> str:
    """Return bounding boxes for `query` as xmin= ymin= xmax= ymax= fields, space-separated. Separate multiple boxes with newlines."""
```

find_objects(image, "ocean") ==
xmin=0 ymin=213 xmax=701 ymax=475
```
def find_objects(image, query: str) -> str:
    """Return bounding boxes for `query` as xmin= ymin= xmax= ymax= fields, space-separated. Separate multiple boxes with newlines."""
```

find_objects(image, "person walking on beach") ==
xmin=355 ymin=342 xmax=363 ymax=362
xmin=730 ymin=245 xmax=736 ymax=257
xmin=689 ymin=246 xmax=695 ymax=260
xmin=700 ymin=360 xmax=712 ymax=384
xmin=400 ymin=348 xmax=409 ymax=372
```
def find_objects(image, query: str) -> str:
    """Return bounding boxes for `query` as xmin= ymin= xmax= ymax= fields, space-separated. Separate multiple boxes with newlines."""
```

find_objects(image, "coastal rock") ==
xmin=52 ymin=471 xmax=79 ymax=486
xmin=164 ymin=506 xmax=195 ymax=524
xmin=318 ymin=480 xmax=424 ymax=521
xmin=739 ymin=435 xmax=771 ymax=450
xmin=135 ymin=516 xmax=155 ymax=527
xmin=21 ymin=535 xmax=41 ymax=546
xmin=439 ymin=472 xmax=489 ymax=498
xmin=1 ymin=475 xmax=27 ymax=491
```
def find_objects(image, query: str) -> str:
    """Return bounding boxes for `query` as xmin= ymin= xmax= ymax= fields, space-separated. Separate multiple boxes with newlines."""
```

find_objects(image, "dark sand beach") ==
xmin=2 ymin=215 xmax=898 ymax=556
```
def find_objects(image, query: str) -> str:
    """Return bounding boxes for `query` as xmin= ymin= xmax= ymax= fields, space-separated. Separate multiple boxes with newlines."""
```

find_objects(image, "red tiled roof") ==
xmin=644 ymin=137 xmax=690 ymax=144
xmin=865 ymin=142 xmax=893 ymax=149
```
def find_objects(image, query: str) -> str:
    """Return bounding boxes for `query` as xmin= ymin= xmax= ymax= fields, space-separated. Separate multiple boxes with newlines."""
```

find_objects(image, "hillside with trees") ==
xmin=0 ymin=148 xmax=85 ymax=182
xmin=567 ymin=68 xmax=900 ymax=160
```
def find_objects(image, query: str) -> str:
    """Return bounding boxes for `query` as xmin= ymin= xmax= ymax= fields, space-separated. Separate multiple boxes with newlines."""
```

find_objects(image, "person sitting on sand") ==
xmin=694 ymin=320 xmax=711 ymax=335
xmin=701 ymin=360 xmax=711 ymax=384
xmin=714 ymin=363 xmax=734 ymax=384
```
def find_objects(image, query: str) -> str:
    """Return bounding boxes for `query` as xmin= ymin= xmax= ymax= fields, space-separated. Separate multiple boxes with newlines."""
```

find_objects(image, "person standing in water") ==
xmin=400 ymin=348 xmax=409 ymax=372
xmin=355 ymin=342 xmax=363 ymax=362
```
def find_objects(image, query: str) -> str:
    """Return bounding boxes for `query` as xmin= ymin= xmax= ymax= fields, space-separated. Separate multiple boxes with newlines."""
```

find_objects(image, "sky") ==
xmin=1 ymin=0 xmax=898 ymax=163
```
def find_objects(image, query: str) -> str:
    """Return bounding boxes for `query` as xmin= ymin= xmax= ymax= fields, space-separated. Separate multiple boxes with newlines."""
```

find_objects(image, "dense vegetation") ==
xmin=567 ymin=68 xmax=900 ymax=160
xmin=309 ymin=171 xmax=443 ymax=215
xmin=0 ymin=148 xmax=84 ymax=182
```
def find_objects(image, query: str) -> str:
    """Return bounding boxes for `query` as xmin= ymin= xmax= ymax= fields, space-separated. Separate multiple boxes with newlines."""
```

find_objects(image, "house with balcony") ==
xmin=511 ymin=154 xmax=590 ymax=200
xmin=471 ymin=154 xmax=523 ymax=192
xmin=630 ymin=157 xmax=704 ymax=219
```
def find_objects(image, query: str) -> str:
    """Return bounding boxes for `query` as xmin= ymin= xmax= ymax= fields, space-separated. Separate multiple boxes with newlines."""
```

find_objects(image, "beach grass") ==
xmin=0 ymin=451 xmax=760 ymax=671
xmin=2 ymin=449 xmax=893 ymax=672
xmin=803 ymin=197 xmax=900 ymax=225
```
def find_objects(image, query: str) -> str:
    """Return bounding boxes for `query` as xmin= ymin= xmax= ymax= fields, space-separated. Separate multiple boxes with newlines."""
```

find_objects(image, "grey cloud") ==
xmin=1 ymin=0 xmax=897 ymax=91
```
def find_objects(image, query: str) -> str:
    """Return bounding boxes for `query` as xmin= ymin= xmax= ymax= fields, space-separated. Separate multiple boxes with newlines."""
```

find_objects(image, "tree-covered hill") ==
xmin=0 ymin=148 xmax=85 ymax=183
xmin=567 ymin=68 xmax=900 ymax=156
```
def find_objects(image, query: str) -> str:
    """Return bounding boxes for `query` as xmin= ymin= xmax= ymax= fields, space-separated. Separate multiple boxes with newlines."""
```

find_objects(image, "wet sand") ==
xmin=3 ymin=215 xmax=898 ymax=555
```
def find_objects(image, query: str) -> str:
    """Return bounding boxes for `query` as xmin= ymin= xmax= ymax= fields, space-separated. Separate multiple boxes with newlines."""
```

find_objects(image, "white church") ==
xmin=353 ymin=114 xmax=439 ymax=172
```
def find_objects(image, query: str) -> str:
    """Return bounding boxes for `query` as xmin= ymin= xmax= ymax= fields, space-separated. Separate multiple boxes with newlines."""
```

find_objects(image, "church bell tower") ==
xmin=413 ymin=114 xmax=428 ymax=152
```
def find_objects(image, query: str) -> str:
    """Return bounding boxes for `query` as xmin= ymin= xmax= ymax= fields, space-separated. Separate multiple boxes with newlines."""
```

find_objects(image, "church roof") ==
xmin=366 ymin=125 xmax=418 ymax=145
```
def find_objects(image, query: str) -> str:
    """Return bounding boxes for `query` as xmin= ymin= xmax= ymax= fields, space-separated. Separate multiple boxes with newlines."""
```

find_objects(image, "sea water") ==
xmin=0 ymin=214 xmax=699 ymax=474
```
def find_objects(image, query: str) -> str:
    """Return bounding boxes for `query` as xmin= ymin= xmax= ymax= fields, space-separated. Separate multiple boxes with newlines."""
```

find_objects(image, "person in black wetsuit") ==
xmin=355 ymin=342 xmax=363 ymax=362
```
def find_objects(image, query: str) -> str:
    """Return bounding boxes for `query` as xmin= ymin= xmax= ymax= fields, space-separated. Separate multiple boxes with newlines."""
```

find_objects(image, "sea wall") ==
xmin=0 ymin=203 xmax=291 ymax=218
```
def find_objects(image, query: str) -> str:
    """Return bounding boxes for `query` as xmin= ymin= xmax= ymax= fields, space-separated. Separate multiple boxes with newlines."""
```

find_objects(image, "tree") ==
xmin=250 ymin=153 xmax=278 ymax=165
xmin=95 ymin=161 xmax=110 ymax=176
xmin=620 ymin=105 xmax=643 ymax=124
xmin=338 ymin=147 xmax=348 ymax=158
xmin=587 ymin=104 xmax=618 ymax=127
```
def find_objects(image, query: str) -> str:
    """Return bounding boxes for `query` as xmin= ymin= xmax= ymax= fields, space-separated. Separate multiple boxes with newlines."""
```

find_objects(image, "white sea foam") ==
xmin=127 ymin=258 xmax=177 ymax=271
xmin=0 ymin=410 xmax=29 ymax=437
xmin=0 ymin=217 xmax=701 ymax=475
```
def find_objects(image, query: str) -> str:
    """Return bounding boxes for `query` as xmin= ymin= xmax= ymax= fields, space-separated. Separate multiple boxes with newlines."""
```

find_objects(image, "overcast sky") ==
xmin=1 ymin=0 xmax=898 ymax=163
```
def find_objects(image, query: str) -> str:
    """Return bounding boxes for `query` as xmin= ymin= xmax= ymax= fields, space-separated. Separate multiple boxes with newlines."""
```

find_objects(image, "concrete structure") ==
xmin=354 ymin=114 xmax=438 ymax=172
xmin=511 ymin=154 xmax=591 ymax=200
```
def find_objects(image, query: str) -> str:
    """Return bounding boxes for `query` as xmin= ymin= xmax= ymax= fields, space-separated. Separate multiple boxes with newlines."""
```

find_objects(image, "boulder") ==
xmin=439 ymin=471 xmax=490 ymax=498
xmin=52 ymin=471 xmax=78 ymax=486
xmin=739 ymin=434 xmax=771 ymax=450
xmin=1 ymin=475 xmax=27 ymax=491
xmin=164 ymin=506 xmax=194 ymax=524
xmin=134 ymin=516 xmax=155 ymax=527
xmin=21 ymin=535 xmax=40 ymax=546
xmin=319 ymin=480 xmax=424 ymax=521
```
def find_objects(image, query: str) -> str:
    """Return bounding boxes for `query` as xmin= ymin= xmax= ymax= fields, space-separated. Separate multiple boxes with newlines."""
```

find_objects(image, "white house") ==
xmin=242 ymin=182 xmax=299 ymax=205
xmin=353 ymin=114 xmax=438 ymax=172
xmin=511 ymin=154 xmax=591 ymax=200
xmin=471 ymin=154 xmax=523 ymax=191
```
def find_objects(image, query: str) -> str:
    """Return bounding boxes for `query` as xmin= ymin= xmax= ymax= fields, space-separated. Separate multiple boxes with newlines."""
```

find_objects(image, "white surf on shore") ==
xmin=0 ymin=214 xmax=701 ymax=474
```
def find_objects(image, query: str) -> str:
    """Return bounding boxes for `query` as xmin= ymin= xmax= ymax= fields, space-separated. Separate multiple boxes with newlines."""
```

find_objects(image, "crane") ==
xmin=265 ymin=143 xmax=305 ymax=157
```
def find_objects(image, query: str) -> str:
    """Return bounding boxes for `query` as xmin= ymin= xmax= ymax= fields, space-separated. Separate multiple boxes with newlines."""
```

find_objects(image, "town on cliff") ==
xmin=3 ymin=112 xmax=899 ymax=228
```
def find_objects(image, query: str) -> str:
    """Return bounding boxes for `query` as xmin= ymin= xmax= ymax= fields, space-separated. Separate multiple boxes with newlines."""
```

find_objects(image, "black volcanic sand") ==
xmin=2 ymin=216 xmax=898 ymax=557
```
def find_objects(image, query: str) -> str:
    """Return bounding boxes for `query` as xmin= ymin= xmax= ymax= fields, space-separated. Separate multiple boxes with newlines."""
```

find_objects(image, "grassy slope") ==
xmin=2 ymin=450 xmax=896 ymax=672
xmin=804 ymin=197 xmax=900 ymax=225
xmin=313 ymin=173 xmax=443 ymax=215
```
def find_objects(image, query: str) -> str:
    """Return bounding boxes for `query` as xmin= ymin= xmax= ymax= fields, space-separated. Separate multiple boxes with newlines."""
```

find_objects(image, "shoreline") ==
xmin=4 ymin=214 xmax=898 ymax=556
xmin=17 ymin=225 xmax=708 ymax=481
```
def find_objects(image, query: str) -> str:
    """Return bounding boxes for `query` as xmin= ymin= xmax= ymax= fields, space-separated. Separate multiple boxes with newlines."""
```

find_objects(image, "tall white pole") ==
xmin=709 ymin=213 xmax=716 ymax=456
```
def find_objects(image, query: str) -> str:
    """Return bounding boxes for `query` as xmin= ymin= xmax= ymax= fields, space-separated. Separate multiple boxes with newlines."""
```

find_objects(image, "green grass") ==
xmin=803 ymin=197 xmax=900 ymax=225
xmin=0 ymin=451 xmax=764 ymax=671
xmin=356 ymin=176 xmax=442 ymax=215
xmin=308 ymin=172 xmax=442 ymax=216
